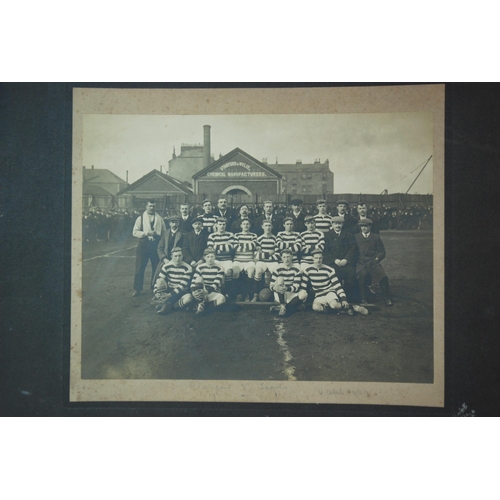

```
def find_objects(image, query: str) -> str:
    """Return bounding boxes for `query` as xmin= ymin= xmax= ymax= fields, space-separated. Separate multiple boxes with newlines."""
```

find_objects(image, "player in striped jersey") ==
xmin=233 ymin=218 xmax=258 ymax=302
xmin=187 ymin=248 xmax=226 ymax=315
xmin=313 ymin=199 xmax=335 ymax=233
xmin=269 ymin=249 xmax=307 ymax=317
xmin=300 ymin=215 xmax=325 ymax=271
xmin=303 ymin=249 xmax=351 ymax=314
xmin=276 ymin=217 xmax=303 ymax=264
xmin=201 ymin=199 xmax=217 ymax=234
xmin=207 ymin=217 xmax=235 ymax=297
xmin=255 ymin=220 xmax=280 ymax=296
xmin=155 ymin=247 xmax=194 ymax=315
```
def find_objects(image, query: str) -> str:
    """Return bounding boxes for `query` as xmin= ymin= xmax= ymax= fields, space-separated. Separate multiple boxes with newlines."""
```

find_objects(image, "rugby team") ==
xmin=132 ymin=197 xmax=393 ymax=317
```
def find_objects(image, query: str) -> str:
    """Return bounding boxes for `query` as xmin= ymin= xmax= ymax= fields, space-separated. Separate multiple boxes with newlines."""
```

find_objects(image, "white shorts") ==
xmin=256 ymin=261 xmax=279 ymax=273
xmin=233 ymin=261 xmax=256 ymax=272
xmin=273 ymin=290 xmax=307 ymax=304
xmin=312 ymin=292 xmax=340 ymax=306
xmin=215 ymin=260 xmax=234 ymax=273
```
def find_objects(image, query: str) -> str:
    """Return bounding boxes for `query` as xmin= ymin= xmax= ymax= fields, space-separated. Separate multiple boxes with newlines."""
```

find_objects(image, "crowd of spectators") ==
xmin=82 ymin=203 xmax=432 ymax=245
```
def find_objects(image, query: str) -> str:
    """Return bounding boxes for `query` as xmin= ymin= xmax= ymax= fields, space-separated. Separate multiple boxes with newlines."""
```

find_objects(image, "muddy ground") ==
xmin=80 ymin=231 xmax=433 ymax=383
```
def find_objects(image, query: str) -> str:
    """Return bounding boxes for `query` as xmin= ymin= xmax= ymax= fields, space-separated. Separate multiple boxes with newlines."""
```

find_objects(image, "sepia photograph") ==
xmin=70 ymin=85 xmax=444 ymax=405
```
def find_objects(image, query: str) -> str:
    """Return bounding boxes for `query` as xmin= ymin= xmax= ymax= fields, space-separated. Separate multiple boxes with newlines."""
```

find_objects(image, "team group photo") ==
xmin=77 ymin=109 xmax=437 ymax=388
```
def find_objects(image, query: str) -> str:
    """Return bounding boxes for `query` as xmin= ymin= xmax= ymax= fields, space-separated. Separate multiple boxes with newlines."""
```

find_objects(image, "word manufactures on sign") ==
xmin=207 ymin=162 xmax=271 ymax=178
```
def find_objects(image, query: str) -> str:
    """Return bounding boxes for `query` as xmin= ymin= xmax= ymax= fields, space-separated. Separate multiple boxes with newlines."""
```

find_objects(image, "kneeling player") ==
xmin=303 ymin=249 xmax=352 ymax=315
xmin=187 ymin=248 xmax=226 ymax=314
xmin=269 ymin=249 xmax=307 ymax=317
xmin=154 ymin=247 xmax=194 ymax=315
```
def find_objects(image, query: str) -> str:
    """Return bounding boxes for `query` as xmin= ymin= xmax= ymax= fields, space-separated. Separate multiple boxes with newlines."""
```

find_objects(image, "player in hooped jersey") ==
xmin=276 ymin=217 xmax=303 ymax=264
xmin=187 ymin=248 xmax=226 ymax=315
xmin=300 ymin=215 xmax=325 ymax=271
xmin=302 ymin=249 xmax=351 ymax=315
xmin=233 ymin=218 xmax=258 ymax=302
xmin=313 ymin=199 xmax=335 ymax=233
xmin=269 ymin=249 xmax=307 ymax=317
xmin=207 ymin=217 xmax=235 ymax=298
xmin=255 ymin=220 xmax=280 ymax=295
xmin=154 ymin=246 xmax=194 ymax=315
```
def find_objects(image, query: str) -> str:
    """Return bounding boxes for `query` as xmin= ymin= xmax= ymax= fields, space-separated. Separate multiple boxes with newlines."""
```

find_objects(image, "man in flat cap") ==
xmin=182 ymin=216 xmax=209 ymax=269
xmin=323 ymin=216 xmax=359 ymax=303
xmin=288 ymin=198 xmax=307 ymax=233
xmin=351 ymin=202 xmax=380 ymax=234
xmin=335 ymin=199 xmax=356 ymax=233
xmin=355 ymin=219 xmax=393 ymax=306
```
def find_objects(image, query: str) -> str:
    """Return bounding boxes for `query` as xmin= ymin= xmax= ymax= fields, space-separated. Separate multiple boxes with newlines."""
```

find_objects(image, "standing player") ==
xmin=188 ymin=248 xmax=226 ymax=315
xmin=207 ymin=217 xmax=235 ymax=298
xmin=300 ymin=215 xmax=325 ymax=271
xmin=313 ymin=199 xmax=335 ymax=233
xmin=201 ymin=199 xmax=218 ymax=234
xmin=276 ymin=217 xmax=303 ymax=264
xmin=154 ymin=247 xmax=194 ymax=315
xmin=254 ymin=220 xmax=280 ymax=295
xmin=269 ymin=249 xmax=307 ymax=316
xmin=233 ymin=218 xmax=258 ymax=302
xmin=303 ymin=249 xmax=352 ymax=315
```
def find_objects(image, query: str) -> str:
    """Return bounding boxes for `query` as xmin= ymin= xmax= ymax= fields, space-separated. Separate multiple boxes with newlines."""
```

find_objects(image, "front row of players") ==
xmin=152 ymin=215 xmax=392 ymax=317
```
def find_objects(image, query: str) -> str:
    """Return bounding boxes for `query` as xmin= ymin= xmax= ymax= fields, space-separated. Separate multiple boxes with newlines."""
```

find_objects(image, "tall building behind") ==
xmin=168 ymin=125 xmax=215 ymax=184
xmin=271 ymin=159 xmax=334 ymax=195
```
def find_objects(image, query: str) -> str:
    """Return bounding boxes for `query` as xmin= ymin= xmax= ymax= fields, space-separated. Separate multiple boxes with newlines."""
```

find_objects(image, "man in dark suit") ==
xmin=182 ymin=216 xmax=209 ymax=268
xmin=335 ymin=199 xmax=357 ymax=234
xmin=288 ymin=198 xmax=307 ymax=233
xmin=230 ymin=204 xmax=254 ymax=233
xmin=253 ymin=200 xmax=283 ymax=236
xmin=354 ymin=219 xmax=392 ymax=306
xmin=214 ymin=197 xmax=236 ymax=229
xmin=351 ymin=202 xmax=380 ymax=234
xmin=323 ymin=216 xmax=359 ymax=303
xmin=178 ymin=203 xmax=193 ymax=233
xmin=153 ymin=215 xmax=186 ymax=284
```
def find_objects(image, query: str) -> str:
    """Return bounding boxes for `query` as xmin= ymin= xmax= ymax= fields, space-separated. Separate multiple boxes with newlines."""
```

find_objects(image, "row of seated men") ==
xmin=146 ymin=213 xmax=393 ymax=318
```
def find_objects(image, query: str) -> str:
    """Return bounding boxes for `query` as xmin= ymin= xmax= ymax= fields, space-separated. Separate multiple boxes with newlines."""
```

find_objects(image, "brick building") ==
xmin=272 ymin=159 xmax=333 ymax=196
xmin=193 ymin=148 xmax=282 ymax=197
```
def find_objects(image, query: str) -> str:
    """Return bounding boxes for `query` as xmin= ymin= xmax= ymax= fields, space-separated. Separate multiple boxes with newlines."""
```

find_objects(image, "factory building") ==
xmin=167 ymin=125 xmax=215 ymax=184
xmin=193 ymin=148 xmax=282 ymax=197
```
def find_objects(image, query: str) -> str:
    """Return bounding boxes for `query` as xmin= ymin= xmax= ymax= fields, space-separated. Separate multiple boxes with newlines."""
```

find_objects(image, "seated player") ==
xmin=300 ymin=215 xmax=325 ymax=271
xmin=313 ymin=199 xmax=334 ymax=233
xmin=276 ymin=217 xmax=303 ymax=264
xmin=154 ymin=247 xmax=194 ymax=315
xmin=303 ymin=249 xmax=352 ymax=315
xmin=187 ymin=248 xmax=226 ymax=315
xmin=207 ymin=217 xmax=235 ymax=298
xmin=254 ymin=220 xmax=280 ymax=296
xmin=355 ymin=219 xmax=393 ymax=306
xmin=269 ymin=249 xmax=307 ymax=317
xmin=233 ymin=218 xmax=258 ymax=302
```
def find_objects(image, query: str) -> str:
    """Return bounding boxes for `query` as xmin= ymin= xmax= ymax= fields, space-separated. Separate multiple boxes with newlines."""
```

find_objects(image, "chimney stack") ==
xmin=203 ymin=125 xmax=211 ymax=168
xmin=126 ymin=170 xmax=129 ymax=183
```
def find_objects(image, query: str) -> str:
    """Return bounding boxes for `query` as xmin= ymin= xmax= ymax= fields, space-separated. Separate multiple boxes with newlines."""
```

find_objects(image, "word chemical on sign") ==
xmin=207 ymin=161 xmax=270 ymax=177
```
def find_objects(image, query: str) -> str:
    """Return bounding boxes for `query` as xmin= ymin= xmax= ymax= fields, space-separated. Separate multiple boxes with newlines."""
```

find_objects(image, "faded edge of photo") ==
xmin=70 ymin=85 xmax=444 ymax=406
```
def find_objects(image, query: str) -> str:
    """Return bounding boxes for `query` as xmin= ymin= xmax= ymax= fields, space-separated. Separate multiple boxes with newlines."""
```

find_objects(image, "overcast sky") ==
xmin=82 ymin=112 xmax=433 ymax=194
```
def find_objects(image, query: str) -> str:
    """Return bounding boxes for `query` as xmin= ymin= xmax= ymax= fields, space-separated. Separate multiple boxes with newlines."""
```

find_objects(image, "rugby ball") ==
xmin=259 ymin=288 xmax=273 ymax=302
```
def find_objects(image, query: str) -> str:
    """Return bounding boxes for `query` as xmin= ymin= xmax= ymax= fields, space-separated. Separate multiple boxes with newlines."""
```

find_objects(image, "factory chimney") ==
xmin=203 ymin=125 xmax=211 ymax=168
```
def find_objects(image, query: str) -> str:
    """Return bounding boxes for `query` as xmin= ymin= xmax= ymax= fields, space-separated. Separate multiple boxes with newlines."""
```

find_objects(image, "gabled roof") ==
xmin=193 ymin=148 xmax=282 ymax=179
xmin=117 ymin=169 xmax=192 ymax=196
xmin=83 ymin=168 xmax=127 ymax=184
